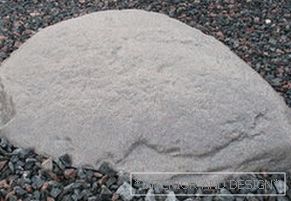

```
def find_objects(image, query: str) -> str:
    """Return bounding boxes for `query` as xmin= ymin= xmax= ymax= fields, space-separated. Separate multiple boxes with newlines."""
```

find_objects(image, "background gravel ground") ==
xmin=1 ymin=137 xmax=291 ymax=201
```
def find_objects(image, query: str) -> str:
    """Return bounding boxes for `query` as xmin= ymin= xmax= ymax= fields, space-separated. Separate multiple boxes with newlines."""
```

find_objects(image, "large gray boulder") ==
xmin=0 ymin=10 xmax=291 ymax=183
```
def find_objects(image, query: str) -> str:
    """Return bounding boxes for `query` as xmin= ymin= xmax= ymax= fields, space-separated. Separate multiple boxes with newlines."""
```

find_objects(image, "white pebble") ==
xmin=265 ymin=19 xmax=272 ymax=24
xmin=165 ymin=191 xmax=177 ymax=201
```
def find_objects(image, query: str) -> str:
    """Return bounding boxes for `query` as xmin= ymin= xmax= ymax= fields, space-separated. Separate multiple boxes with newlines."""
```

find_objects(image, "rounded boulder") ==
xmin=1 ymin=10 xmax=291 ymax=183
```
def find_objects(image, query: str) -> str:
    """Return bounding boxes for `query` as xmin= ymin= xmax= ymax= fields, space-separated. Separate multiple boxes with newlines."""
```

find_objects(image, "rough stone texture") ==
xmin=0 ymin=78 xmax=15 ymax=128
xmin=0 ymin=10 xmax=291 ymax=183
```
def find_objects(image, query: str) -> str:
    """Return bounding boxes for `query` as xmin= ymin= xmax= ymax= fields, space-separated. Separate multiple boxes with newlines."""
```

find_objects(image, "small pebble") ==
xmin=98 ymin=161 xmax=117 ymax=176
xmin=64 ymin=168 xmax=77 ymax=179
xmin=50 ymin=187 xmax=62 ymax=198
xmin=145 ymin=189 xmax=156 ymax=201
xmin=274 ymin=180 xmax=288 ymax=194
xmin=165 ymin=191 xmax=177 ymax=201
xmin=265 ymin=19 xmax=272 ymax=24
xmin=41 ymin=158 xmax=53 ymax=171
xmin=116 ymin=182 xmax=135 ymax=201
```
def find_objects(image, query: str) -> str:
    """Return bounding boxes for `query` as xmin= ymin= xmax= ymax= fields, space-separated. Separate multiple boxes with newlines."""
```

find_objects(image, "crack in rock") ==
xmin=116 ymin=129 xmax=263 ymax=166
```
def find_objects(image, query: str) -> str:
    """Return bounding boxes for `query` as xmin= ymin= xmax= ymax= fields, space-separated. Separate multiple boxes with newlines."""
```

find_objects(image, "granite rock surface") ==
xmin=0 ymin=10 xmax=291 ymax=183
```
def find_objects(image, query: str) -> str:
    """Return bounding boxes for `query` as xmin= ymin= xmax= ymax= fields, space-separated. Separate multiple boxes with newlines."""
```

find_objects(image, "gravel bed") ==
xmin=1 ymin=137 xmax=291 ymax=201
xmin=0 ymin=0 xmax=290 ymax=106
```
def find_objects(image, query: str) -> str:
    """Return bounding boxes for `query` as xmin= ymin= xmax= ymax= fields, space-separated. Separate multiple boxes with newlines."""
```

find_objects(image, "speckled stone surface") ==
xmin=0 ymin=10 xmax=290 ymax=183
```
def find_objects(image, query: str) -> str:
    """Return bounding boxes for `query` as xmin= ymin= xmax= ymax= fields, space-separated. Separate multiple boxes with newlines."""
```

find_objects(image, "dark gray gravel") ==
xmin=0 ymin=0 xmax=290 ymax=106
xmin=1 ymin=136 xmax=291 ymax=201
